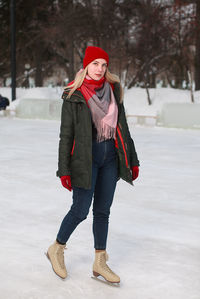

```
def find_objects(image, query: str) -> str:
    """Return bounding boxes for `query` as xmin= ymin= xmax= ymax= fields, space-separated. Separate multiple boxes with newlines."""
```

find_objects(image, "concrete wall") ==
xmin=15 ymin=98 xmax=62 ymax=120
xmin=157 ymin=103 xmax=200 ymax=129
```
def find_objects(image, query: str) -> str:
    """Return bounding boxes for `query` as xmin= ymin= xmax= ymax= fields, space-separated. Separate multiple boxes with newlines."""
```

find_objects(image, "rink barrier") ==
xmin=0 ymin=107 xmax=16 ymax=117
xmin=127 ymin=114 xmax=157 ymax=126
xmin=2 ymin=98 xmax=200 ymax=129
xmin=157 ymin=103 xmax=200 ymax=129
xmin=15 ymin=98 xmax=62 ymax=120
xmin=13 ymin=98 xmax=158 ymax=125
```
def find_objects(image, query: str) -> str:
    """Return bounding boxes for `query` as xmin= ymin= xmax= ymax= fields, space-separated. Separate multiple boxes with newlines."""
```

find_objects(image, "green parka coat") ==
xmin=56 ymin=82 xmax=139 ymax=189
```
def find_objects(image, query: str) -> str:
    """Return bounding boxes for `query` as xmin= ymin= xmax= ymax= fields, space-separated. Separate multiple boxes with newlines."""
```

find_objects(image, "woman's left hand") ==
xmin=132 ymin=166 xmax=139 ymax=181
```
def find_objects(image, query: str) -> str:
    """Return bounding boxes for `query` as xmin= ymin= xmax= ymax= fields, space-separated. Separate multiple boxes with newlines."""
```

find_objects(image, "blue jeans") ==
xmin=57 ymin=139 xmax=118 ymax=250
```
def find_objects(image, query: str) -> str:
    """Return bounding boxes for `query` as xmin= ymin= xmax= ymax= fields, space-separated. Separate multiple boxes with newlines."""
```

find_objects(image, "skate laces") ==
xmin=100 ymin=253 xmax=116 ymax=275
xmin=56 ymin=246 xmax=66 ymax=269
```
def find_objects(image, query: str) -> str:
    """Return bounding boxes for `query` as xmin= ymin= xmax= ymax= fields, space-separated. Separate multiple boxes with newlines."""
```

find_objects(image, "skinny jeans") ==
xmin=56 ymin=139 xmax=118 ymax=250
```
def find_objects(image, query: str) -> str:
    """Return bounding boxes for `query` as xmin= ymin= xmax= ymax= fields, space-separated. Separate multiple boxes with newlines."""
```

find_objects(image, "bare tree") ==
xmin=126 ymin=1 xmax=172 ymax=91
xmin=0 ymin=0 xmax=10 ymax=85
xmin=195 ymin=0 xmax=200 ymax=90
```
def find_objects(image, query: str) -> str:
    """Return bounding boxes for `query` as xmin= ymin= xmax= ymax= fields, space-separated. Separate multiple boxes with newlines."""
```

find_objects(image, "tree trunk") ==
xmin=145 ymin=84 xmax=152 ymax=105
xmin=35 ymin=48 xmax=43 ymax=87
xmin=67 ymin=0 xmax=75 ymax=82
xmin=195 ymin=0 xmax=200 ymax=90
xmin=187 ymin=70 xmax=194 ymax=103
xmin=35 ymin=62 xmax=43 ymax=87
xmin=150 ymin=73 xmax=156 ymax=88
xmin=174 ymin=61 xmax=184 ymax=89
xmin=68 ymin=38 xmax=75 ymax=82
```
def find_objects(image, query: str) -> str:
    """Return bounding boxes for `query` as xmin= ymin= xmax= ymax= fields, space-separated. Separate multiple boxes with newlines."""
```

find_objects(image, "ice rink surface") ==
xmin=0 ymin=117 xmax=200 ymax=299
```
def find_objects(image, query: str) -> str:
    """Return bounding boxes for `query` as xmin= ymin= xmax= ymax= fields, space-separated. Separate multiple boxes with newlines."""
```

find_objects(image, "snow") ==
xmin=0 ymin=87 xmax=62 ymax=101
xmin=0 ymin=116 xmax=200 ymax=299
xmin=123 ymin=87 xmax=200 ymax=116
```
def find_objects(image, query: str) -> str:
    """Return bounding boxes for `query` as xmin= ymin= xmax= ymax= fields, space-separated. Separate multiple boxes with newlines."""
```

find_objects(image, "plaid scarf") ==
xmin=79 ymin=76 xmax=118 ymax=142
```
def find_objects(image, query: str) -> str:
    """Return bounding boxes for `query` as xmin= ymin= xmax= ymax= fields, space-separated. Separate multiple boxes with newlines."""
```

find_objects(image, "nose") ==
xmin=97 ymin=64 xmax=103 ymax=72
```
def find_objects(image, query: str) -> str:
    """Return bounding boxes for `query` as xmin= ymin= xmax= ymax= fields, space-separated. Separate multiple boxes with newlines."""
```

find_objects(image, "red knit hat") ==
xmin=83 ymin=46 xmax=109 ymax=69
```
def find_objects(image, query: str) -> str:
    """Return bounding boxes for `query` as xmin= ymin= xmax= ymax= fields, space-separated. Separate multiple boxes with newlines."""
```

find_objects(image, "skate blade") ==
xmin=91 ymin=276 xmax=120 ymax=287
xmin=44 ymin=252 xmax=67 ymax=281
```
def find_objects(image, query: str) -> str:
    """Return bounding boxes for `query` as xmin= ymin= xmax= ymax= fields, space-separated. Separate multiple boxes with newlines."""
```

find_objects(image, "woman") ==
xmin=47 ymin=46 xmax=140 ymax=284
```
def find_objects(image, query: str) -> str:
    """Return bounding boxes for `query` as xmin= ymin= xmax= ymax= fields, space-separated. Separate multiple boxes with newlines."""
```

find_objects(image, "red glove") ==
xmin=132 ymin=166 xmax=139 ymax=181
xmin=60 ymin=175 xmax=72 ymax=191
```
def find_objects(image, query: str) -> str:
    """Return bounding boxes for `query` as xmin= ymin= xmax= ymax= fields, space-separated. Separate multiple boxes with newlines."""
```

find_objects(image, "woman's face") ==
xmin=87 ymin=58 xmax=107 ymax=81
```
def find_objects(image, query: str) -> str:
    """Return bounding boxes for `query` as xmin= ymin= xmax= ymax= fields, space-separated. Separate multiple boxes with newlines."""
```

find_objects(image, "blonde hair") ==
xmin=66 ymin=67 xmax=124 ymax=102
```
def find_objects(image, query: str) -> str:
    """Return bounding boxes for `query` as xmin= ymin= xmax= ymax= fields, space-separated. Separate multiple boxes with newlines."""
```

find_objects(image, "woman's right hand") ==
xmin=60 ymin=175 xmax=72 ymax=191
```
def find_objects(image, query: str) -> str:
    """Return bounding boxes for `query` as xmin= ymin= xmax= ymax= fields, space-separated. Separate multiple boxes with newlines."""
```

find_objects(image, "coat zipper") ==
xmin=71 ymin=139 xmax=75 ymax=155
xmin=117 ymin=126 xmax=129 ymax=168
